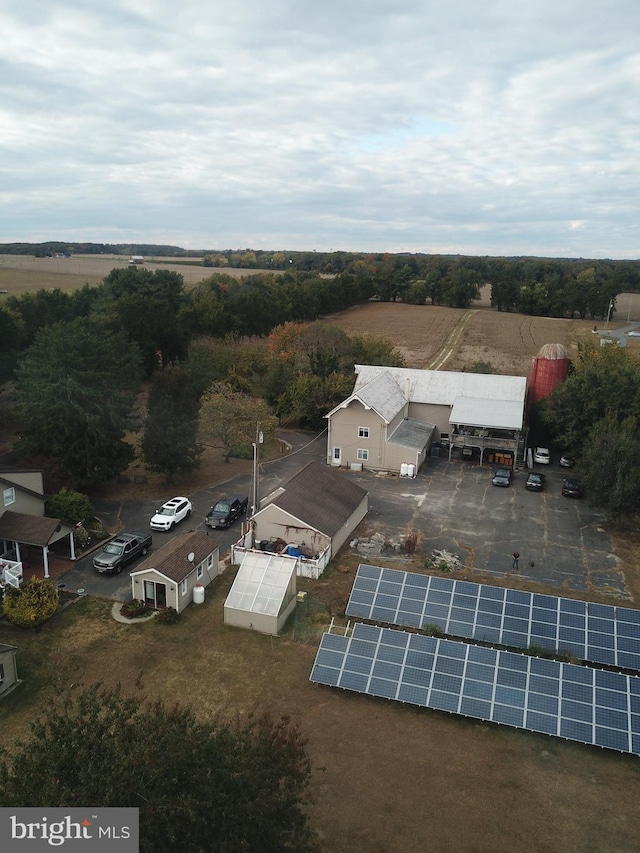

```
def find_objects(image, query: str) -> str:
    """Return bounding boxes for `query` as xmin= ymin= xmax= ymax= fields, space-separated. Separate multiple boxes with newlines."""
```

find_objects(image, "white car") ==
xmin=150 ymin=496 xmax=192 ymax=531
xmin=533 ymin=447 xmax=550 ymax=465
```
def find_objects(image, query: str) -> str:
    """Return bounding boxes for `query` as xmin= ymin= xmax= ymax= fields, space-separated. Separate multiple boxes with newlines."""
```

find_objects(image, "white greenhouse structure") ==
xmin=224 ymin=551 xmax=298 ymax=636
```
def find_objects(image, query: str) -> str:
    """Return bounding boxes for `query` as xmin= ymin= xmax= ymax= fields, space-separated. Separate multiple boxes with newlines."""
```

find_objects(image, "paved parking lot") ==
xmin=349 ymin=454 xmax=625 ymax=598
xmin=57 ymin=433 xmax=626 ymax=603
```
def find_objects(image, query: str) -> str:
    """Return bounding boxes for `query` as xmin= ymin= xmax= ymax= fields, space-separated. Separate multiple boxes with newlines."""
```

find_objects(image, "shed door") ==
xmin=144 ymin=580 xmax=167 ymax=609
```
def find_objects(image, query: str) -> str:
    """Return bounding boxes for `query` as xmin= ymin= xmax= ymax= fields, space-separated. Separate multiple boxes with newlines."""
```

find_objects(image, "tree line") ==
xmin=3 ymin=266 xmax=401 ymax=488
xmin=3 ymin=257 xmax=640 ymax=517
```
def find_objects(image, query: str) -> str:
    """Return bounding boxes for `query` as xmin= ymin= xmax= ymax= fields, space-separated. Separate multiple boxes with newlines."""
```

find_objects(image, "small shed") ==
xmin=130 ymin=531 xmax=219 ymax=614
xmin=224 ymin=551 xmax=298 ymax=635
xmin=251 ymin=461 xmax=368 ymax=561
xmin=0 ymin=643 xmax=19 ymax=698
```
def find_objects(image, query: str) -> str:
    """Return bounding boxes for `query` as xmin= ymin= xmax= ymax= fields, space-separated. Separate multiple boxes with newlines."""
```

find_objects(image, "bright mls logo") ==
xmin=0 ymin=808 xmax=138 ymax=851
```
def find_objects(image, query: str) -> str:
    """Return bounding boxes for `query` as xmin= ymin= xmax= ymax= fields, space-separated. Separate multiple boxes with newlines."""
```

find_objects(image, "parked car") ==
xmin=559 ymin=453 xmax=575 ymax=468
xmin=533 ymin=447 xmax=551 ymax=464
xmin=93 ymin=531 xmax=152 ymax=574
xmin=150 ymin=496 xmax=192 ymax=531
xmin=561 ymin=478 xmax=583 ymax=498
xmin=206 ymin=495 xmax=249 ymax=529
xmin=492 ymin=467 xmax=513 ymax=487
xmin=525 ymin=472 xmax=545 ymax=492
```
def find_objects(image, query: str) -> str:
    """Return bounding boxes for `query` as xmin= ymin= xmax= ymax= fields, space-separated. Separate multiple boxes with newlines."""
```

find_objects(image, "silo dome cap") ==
xmin=537 ymin=343 xmax=570 ymax=359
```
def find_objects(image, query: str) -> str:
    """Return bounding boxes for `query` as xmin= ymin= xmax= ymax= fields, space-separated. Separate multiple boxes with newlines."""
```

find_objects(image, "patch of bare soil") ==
xmin=326 ymin=292 xmax=599 ymax=376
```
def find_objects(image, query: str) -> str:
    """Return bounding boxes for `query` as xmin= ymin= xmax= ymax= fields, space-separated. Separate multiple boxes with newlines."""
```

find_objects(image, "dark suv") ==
xmin=561 ymin=478 xmax=582 ymax=498
xmin=206 ymin=496 xmax=248 ymax=529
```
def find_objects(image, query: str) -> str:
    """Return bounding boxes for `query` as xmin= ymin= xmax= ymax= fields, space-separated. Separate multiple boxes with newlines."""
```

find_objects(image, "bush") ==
xmin=3 ymin=578 xmax=59 ymax=627
xmin=45 ymin=488 xmax=93 ymax=525
xmin=120 ymin=599 xmax=150 ymax=619
xmin=156 ymin=607 xmax=179 ymax=625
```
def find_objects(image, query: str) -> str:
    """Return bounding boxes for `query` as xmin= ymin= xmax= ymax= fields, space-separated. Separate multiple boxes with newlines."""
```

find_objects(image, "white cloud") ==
xmin=1 ymin=0 xmax=639 ymax=256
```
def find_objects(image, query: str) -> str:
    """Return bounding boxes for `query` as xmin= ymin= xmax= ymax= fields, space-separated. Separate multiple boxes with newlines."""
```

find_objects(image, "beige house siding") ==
xmin=328 ymin=402 xmax=387 ymax=470
xmin=406 ymin=401 xmax=451 ymax=433
xmin=331 ymin=496 xmax=369 ymax=554
xmin=0 ymin=646 xmax=19 ymax=698
xmin=130 ymin=550 xmax=219 ymax=614
xmin=3 ymin=491 xmax=44 ymax=516
xmin=253 ymin=504 xmax=331 ymax=554
xmin=384 ymin=441 xmax=420 ymax=473
xmin=2 ymin=471 xmax=44 ymax=493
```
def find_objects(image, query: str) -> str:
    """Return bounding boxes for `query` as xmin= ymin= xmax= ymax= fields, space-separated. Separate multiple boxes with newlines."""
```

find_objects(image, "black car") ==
xmin=206 ymin=495 xmax=249 ymax=529
xmin=525 ymin=472 xmax=545 ymax=491
xmin=492 ymin=467 xmax=513 ymax=487
xmin=561 ymin=478 xmax=583 ymax=498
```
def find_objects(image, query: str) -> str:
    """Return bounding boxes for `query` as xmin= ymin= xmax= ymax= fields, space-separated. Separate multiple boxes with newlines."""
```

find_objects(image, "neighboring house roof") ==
xmin=388 ymin=418 xmax=436 ymax=450
xmin=259 ymin=460 xmax=368 ymax=539
xmin=131 ymin=530 xmax=218 ymax=583
xmin=0 ymin=511 xmax=72 ymax=547
xmin=325 ymin=371 xmax=407 ymax=423
xmin=0 ymin=643 xmax=18 ymax=654
xmin=353 ymin=365 xmax=527 ymax=406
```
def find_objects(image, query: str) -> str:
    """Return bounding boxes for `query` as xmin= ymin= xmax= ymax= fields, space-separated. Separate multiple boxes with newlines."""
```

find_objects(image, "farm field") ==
xmin=0 ymin=254 xmax=271 ymax=296
xmin=2 ymin=269 xmax=640 ymax=851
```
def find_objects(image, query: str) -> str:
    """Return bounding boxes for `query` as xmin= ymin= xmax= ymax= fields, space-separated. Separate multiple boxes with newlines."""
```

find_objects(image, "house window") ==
xmin=357 ymin=448 xmax=369 ymax=461
xmin=358 ymin=426 xmax=370 ymax=439
xmin=180 ymin=579 xmax=187 ymax=596
xmin=197 ymin=565 xmax=203 ymax=579
xmin=3 ymin=487 xmax=15 ymax=507
xmin=0 ymin=662 xmax=4 ymax=684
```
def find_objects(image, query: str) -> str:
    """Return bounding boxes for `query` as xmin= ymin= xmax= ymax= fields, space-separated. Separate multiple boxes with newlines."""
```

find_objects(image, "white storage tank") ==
xmin=193 ymin=583 xmax=205 ymax=605
xmin=407 ymin=464 xmax=416 ymax=478
xmin=400 ymin=463 xmax=409 ymax=477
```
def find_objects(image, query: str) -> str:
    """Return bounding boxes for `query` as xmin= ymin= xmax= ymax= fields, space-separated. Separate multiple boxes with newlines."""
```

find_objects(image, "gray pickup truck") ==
xmin=93 ymin=531 xmax=152 ymax=574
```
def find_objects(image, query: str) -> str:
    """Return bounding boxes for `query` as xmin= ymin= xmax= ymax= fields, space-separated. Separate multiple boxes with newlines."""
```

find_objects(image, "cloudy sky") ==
xmin=2 ymin=1 xmax=639 ymax=258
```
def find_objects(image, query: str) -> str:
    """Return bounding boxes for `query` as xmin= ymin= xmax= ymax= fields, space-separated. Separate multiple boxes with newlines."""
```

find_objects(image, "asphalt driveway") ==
xmin=57 ymin=432 xmax=623 ymax=602
xmin=348 ymin=454 xmax=623 ymax=597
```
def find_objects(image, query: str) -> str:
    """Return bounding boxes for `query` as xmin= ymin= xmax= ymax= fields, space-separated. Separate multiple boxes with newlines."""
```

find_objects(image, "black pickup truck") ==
xmin=206 ymin=495 xmax=248 ymax=529
xmin=93 ymin=531 xmax=153 ymax=574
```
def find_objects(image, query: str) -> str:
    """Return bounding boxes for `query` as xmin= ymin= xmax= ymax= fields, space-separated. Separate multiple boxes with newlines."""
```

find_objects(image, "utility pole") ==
xmin=251 ymin=422 xmax=262 ymax=517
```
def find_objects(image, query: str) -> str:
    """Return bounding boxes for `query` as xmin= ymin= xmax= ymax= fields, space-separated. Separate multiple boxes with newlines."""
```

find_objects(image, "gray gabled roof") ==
xmin=259 ymin=461 xmax=368 ymax=538
xmin=387 ymin=418 xmax=436 ymax=450
xmin=131 ymin=530 xmax=218 ymax=583
xmin=325 ymin=371 xmax=407 ymax=424
xmin=353 ymin=365 xmax=527 ymax=406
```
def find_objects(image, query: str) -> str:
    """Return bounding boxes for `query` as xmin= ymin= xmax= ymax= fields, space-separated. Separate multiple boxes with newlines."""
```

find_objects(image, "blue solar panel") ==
xmin=310 ymin=623 xmax=640 ymax=756
xmin=345 ymin=565 xmax=640 ymax=672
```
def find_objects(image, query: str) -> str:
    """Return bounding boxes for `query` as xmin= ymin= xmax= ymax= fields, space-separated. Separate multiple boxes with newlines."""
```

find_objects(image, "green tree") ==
xmin=199 ymin=383 xmax=278 ymax=462
xmin=279 ymin=372 xmax=354 ymax=430
xmin=441 ymin=264 xmax=482 ymax=308
xmin=97 ymin=268 xmax=188 ymax=374
xmin=579 ymin=412 xmax=640 ymax=519
xmin=2 ymin=577 xmax=59 ymax=627
xmin=142 ymin=368 xmax=203 ymax=484
xmin=0 ymin=684 xmax=317 ymax=853
xmin=350 ymin=334 xmax=405 ymax=367
xmin=538 ymin=340 xmax=640 ymax=455
xmin=45 ymin=488 xmax=93 ymax=524
xmin=14 ymin=316 xmax=143 ymax=486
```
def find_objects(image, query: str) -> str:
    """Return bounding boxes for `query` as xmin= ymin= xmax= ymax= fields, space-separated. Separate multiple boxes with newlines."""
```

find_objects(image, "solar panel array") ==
xmin=346 ymin=564 xmax=640 ymax=672
xmin=310 ymin=622 xmax=640 ymax=755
